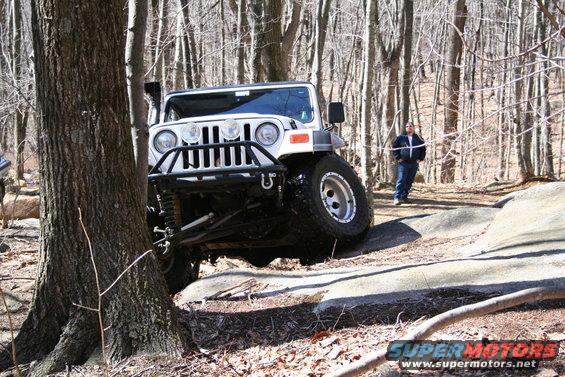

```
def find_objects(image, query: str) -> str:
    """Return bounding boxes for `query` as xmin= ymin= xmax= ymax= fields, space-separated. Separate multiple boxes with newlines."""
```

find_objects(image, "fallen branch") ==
xmin=327 ymin=287 xmax=565 ymax=377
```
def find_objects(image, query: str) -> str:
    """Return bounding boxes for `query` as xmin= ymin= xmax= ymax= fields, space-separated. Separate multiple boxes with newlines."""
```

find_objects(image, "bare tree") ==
xmin=10 ymin=0 xmax=27 ymax=180
xmin=514 ymin=0 xmax=534 ymax=182
xmin=310 ymin=0 xmax=332 ymax=107
xmin=400 ymin=0 xmax=414 ymax=128
xmin=375 ymin=0 xmax=406 ymax=182
xmin=234 ymin=0 xmax=246 ymax=83
xmin=360 ymin=0 xmax=376 ymax=208
xmin=440 ymin=0 xmax=467 ymax=183
xmin=126 ymin=0 xmax=150 ymax=210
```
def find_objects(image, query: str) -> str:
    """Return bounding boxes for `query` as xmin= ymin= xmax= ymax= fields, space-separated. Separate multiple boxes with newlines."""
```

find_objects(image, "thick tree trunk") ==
xmin=126 ymin=0 xmax=149 ymax=213
xmin=440 ymin=0 xmax=467 ymax=183
xmin=0 ymin=1 xmax=185 ymax=374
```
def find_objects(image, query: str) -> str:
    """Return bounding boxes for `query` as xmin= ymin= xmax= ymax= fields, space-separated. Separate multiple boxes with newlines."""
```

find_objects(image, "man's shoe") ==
xmin=393 ymin=199 xmax=401 ymax=205
xmin=402 ymin=198 xmax=412 ymax=204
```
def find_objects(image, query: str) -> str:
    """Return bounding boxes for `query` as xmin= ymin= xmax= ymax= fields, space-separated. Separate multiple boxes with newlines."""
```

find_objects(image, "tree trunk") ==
xmin=152 ymin=0 xmax=167 ymax=83
xmin=263 ymin=0 xmax=285 ymax=81
xmin=281 ymin=0 xmax=302 ymax=79
xmin=514 ymin=0 xmax=534 ymax=182
xmin=400 ymin=0 xmax=414 ymax=128
xmin=172 ymin=13 xmax=184 ymax=89
xmin=374 ymin=0 xmax=406 ymax=182
xmin=235 ymin=0 xmax=246 ymax=83
xmin=11 ymin=0 xmax=26 ymax=180
xmin=0 ymin=1 xmax=186 ymax=374
xmin=310 ymin=0 xmax=332 ymax=109
xmin=179 ymin=0 xmax=200 ymax=87
xmin=249 ymin=0 xmax=264 ymax=82
xmin=360 ymin=0 xmax=376 ymax=209
xmin=126 ymin=0 xmax=150 ymax=213
xmin=537 ymin=0 xmax=553 ymax=177
xmin=440 ymin=0 xmax=467 ymax=183
xmin=220 ymin=0 xmax=226 ymax=84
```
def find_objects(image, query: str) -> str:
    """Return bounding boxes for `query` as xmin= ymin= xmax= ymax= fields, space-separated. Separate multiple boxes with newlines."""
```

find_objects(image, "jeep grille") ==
xmin=182 ymin=123 xmax=253 ymax=169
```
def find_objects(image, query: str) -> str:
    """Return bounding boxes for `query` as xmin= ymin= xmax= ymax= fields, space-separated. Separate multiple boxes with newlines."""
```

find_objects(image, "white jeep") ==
xmin=145 ymin=81 xmax=371 ymax=292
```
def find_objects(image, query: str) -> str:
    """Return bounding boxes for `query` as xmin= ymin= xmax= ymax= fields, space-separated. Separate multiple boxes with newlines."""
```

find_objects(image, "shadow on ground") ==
xmin=178 ymin=279 xmax=565 ymax=353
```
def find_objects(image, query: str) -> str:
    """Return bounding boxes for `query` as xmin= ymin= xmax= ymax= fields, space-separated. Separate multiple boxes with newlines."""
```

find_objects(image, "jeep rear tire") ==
xmin=287 ymin=154 xmax=371 ymax=261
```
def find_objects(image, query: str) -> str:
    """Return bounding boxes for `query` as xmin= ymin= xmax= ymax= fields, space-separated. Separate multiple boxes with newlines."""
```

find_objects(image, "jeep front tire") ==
xmin=287 ymin=154 xmax=371 ymax=261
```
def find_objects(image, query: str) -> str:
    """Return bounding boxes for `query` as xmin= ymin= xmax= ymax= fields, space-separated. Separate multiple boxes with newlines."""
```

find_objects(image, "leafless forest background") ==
xmin=1 ymin=0 xmax=564 ymax=186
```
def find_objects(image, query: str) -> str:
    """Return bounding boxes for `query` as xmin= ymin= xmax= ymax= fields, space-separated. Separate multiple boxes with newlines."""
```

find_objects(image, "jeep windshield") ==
xmin=165 ymin=87 xmax=314 ymax=123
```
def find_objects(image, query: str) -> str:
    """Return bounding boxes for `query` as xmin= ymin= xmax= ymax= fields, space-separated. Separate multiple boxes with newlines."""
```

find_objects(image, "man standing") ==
xmin=392 ymin=122 xmax=426 ymax=205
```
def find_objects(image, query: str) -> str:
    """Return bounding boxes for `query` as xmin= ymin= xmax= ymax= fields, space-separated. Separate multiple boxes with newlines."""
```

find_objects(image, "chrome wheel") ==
xmin=319 ymin=172 xmax=357 ymax=223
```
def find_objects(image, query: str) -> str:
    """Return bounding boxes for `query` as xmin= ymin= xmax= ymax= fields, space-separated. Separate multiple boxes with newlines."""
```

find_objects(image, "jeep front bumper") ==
xmin=148 ymin=141 xmax=287 ymax=190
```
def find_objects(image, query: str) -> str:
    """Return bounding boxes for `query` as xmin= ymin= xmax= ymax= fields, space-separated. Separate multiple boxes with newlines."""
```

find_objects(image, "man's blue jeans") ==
xmin=394 ymin=161 xmax=418 ymax=200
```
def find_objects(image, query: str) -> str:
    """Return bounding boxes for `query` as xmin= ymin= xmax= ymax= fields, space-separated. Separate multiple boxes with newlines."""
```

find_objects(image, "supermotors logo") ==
xmin=386 ymin=340 xmax=560 ymax=370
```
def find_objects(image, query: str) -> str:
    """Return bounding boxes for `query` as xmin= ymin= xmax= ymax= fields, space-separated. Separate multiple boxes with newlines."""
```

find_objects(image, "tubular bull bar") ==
xmin=148 ymin=141 xmax=287 ymax=188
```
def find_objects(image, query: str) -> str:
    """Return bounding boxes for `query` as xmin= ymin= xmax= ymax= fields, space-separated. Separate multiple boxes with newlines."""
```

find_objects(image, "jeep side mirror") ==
xmin=328 ymin=102 xmax=345 ymax=124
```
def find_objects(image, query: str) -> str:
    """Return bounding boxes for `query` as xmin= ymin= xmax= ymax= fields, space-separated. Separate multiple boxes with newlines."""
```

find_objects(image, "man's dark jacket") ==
xmin=392 ymin=134 xmax=426 ymax=162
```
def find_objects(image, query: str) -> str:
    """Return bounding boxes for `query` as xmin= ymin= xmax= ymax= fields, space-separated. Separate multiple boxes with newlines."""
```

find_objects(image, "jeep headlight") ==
xmin=180 ymin=122 xmax=201 ymax=144
xmin=153 ymin=130 xmax=178 ymax=154
xmin=255 ymin=122 xmax=279 ymax=146
xmin=220 ymin=119 xmax=241 ymax=140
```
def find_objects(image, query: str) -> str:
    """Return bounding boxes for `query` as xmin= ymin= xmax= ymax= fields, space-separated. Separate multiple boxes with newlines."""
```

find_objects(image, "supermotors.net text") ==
xmin=386 ymin=340 xmax=560 ymax=370
xmin=400 ymin=359 xmax=539 ymax=370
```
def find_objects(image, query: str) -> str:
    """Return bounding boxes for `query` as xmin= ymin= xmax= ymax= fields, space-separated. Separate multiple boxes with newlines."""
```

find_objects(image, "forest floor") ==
xmin=0 ymin=182 xmax=563 ymax=376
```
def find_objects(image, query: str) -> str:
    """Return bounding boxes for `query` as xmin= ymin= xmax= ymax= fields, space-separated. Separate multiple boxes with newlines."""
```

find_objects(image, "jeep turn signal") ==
xmin=290 ymin=133 xmax=310 ymax=144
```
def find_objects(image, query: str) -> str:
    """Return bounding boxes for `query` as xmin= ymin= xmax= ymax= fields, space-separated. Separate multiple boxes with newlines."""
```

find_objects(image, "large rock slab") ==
xmin=349 ymin=207 xmax=498 ymax=254
xmin=178 ymin=183 xmax=564 ymax=312
xmin=462 ymin=182 xmax=565 ymax=257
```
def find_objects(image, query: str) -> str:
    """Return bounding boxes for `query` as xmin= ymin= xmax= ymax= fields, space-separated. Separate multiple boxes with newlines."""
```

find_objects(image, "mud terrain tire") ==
xmin=287 ymin=154 xmax=371 ymax=262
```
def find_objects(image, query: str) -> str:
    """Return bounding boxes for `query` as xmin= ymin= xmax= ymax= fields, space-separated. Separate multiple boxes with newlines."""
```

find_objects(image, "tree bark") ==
xmin=374 ymin=0 xmax=406 ymax=182
xmin=179 ymin=0 xmax=201 ymax=87
xmin=249 ymin=0 xmax=264 ymax=82
xmin=126 ymin=0 xmax=150 ymax=213
xmin=440 ymin=0 xmax=467 ymax=183
xmin=514 ymin=0 xmax=534 ymax=182
xmin=235 ymin=0 xmax=246 ymax=83
xmin=0 ymin=1 xmax=185 ymax=374
xmin=537 ymin=0 xmax=554 ymax=177
xmin=360 ymin=0 xmax=376 ymax=209
xmin=399 ymin=0 xmax=414 ymax=128
xmin=263 ymin=0 xmax=285 ymax=81
xmin=310 ymin=0 xmax=332 ymax=109
xmin=281 ymin=0 xmax=302 ymax=79
xmin=11 ymin=0 xmax=26 ymax=180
